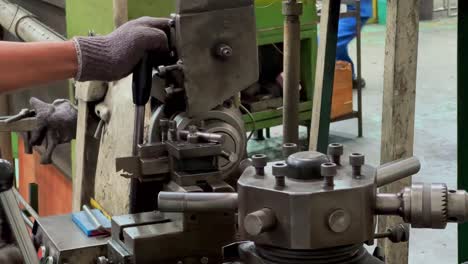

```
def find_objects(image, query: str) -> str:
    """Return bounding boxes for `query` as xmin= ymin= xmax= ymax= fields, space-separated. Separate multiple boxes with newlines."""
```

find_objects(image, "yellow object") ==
xmin=90 ymin=198 xmax=112 ymax=219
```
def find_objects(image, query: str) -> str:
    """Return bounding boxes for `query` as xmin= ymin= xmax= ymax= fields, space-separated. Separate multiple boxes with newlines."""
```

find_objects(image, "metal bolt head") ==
xmin=349 ymin=153 xmax=365 ymax=166
xmin=328 ymin=209 xmax=351 ymax=233
xmin=244 ymin=208 xmax=276 ymax=236
xmin=282 ymin=143 xmax=298 ymax=159
xmin=200 ymin=257 xmax=209 ymax=264
xmin=188 ymin=125 xmax=198 ymax=134
xmin=272 ymin=162 xmax=288 ymax=177
xmin=168 ymin=120 xmax=177 ymax=130
xmin=251 ymin=154 xmax=267 ymax=168
xmin=159 ymin=118 xmax=169 ymax=128
xmin=97 ymin=256 xmax=109 ymax=264
xmin=327 ymin=143 xmax=344 ymax=156
xmin=321 ymin=162 xmax=337 ymax=177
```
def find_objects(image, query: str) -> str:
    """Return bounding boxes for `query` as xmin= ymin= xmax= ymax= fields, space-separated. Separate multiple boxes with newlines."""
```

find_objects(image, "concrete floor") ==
xmin=247 ymin=17 xmax=458 ymax=263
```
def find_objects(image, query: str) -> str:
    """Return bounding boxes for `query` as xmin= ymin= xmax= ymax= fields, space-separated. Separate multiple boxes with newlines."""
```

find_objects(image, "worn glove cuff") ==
xmin=72 ymin=37 xmax=113 ymax=82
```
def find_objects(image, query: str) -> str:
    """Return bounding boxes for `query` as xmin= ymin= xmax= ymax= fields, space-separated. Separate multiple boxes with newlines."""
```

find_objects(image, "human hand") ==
xmin=73 ymin=17 xmax=170 ymax=82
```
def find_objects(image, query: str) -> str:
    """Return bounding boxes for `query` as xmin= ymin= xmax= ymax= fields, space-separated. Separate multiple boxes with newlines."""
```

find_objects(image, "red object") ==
xmin=17 ymin=138 xmax=72 ymax=216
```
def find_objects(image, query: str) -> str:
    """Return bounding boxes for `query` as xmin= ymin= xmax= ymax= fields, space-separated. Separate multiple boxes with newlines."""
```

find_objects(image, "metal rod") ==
xmin=355 ymin=0 xmax=363 ymax=137
xmin=376 ymin=157 xmax=421 ymax=187
xmin=282 ymin=0 xmax=302 ymax=145
xmin=0 ymin=0 xmax=64 ymax=42
xmin=375 ymin=193 xmax=402 ymax=215
xmin=0 ymin=190 xmax=38 ymax=264
xmin=12 ymin=188 xmax=39 ymax=220
xmin=21 ymin=211 xmax=33 ymax=229
xmin=158 ymin=192 xmax=238 ymax=212
xmin=82 ymin=205 xmax=104 ymax=231
xmin=132 ymin=106 xmax=145 ymax=155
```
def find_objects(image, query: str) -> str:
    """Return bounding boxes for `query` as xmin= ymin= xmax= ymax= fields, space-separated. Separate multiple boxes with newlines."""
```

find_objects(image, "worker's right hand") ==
xmin=72 ymin=17 xmax=170 ymax=82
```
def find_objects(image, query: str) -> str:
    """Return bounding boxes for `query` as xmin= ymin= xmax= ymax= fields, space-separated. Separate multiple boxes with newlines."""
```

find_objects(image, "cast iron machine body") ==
xmin=158 ymin=143 xmax=468 ymax=264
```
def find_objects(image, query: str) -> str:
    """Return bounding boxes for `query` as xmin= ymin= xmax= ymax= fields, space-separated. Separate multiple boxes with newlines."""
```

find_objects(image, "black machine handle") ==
xmin=132 ymin=52 xmax=154 ymax=107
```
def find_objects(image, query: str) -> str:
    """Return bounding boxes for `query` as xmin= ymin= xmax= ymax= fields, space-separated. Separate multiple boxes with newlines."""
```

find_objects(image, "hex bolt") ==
xmin=282 ymin=143 xmax=298 ymax=159
xmin=272 ymin=162 xmax=288 ymax=188
xmin=252 ymin=154 xmax=268 ymax=176
xmin=349 ymin=153 xmax=365 ymax=177
xmin=160 ymin=118 xmax=169 ymax=141
xmin=321 ymin=162 xmax=337 ymax=187
xmin=244 ymin=208 xmax=277 ymax=236
xmin=327 ymin=143 xmax=344 ymax=165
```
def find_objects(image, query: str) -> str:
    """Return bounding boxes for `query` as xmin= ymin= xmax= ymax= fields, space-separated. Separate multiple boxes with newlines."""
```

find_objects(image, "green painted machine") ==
xmin=66 ymin=0 xmax=318 ymax=136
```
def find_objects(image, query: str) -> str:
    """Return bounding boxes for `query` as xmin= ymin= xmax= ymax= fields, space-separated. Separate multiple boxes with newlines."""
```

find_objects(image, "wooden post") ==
xmin=0 ymin=28 xmax=13 ymax=163
xmin=377 ymin=0 xmax=420 ymax=263
xmin=308 ymin=0 xmax=341 ymax=152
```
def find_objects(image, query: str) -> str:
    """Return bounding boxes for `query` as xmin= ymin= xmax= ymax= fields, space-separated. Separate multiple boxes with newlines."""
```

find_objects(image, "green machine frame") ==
xmin=66 ymin=0 xmax=318 ymax=135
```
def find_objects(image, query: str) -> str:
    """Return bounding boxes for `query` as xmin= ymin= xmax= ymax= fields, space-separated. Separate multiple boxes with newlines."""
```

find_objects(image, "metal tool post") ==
xmin=282 ymin=0 xmax=303 ymax=145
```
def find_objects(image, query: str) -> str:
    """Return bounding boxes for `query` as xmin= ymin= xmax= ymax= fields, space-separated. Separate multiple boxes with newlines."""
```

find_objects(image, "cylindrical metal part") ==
xmin=376 ymin=157 xmax=421 ymax=187
xmin=168 ymin=120 xmax=177 ymax=141
xmin=132 ymin=106 xmax=145 ymax=155
xmin=178 ymin=130 xmax=225 ymax=144
xmin=447 ymin=189 xmax=468 ymax=223
xmin=252 ymin=154 xmax=267 ymax=176
xmin=158 ymin=192 xmax=238 ymax=212
xmin=321 ymin=162 xmax=337 ymax=187
xmin=244 ymin=208 xmax=277 ymax=236
xmin=286 ymin=151 xmax=328 ymax=180
xmin=349 ymin=153 xmax=365 ymax=177
xmin=83 ymin=205 xmax=104 ymax=231
xmin=375 ymin=193 xmax=402 ymax=215
xmin=282 ymin=0 xmax=302 ymax=145
xmin=0 ymin=0 xmax=64 ymax=42
xmin=327 ymin=143 xmax=344 ymax=165
xmin=401 ymin=183 xmax=448 ymax=229
xmin=282 ymin=143 xmax=299 ymax=159
xmin=272 ymin=162 xmax=288 ymax=188
xmin=160 ymin=118 xmax=169 ymax=141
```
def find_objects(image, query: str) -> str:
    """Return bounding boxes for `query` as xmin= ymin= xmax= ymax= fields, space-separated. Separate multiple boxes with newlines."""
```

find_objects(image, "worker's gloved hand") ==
xmin=27 ymin=98 xmax=77 ymax=164
xmin=73 ymin=17 xmax=170 ymax=82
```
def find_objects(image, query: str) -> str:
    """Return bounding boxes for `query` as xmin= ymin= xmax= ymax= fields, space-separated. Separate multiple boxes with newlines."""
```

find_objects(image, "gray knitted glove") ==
xmin=73 ymin=17 xmax=170 ymax=82
xmin=27 ymin=98 xmax=77 ymax=164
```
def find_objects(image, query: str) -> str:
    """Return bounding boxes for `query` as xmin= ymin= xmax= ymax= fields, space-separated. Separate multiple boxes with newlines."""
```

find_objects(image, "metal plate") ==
xmin=175 ymin=0 xmax=258 ymax=115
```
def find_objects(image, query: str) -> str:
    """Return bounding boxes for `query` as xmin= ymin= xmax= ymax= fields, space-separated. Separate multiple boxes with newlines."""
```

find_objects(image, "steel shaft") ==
xmin=158 ymin=192 xmax=238 ymax=212
xmin=376 ymin=157 xmax=421 ymax=187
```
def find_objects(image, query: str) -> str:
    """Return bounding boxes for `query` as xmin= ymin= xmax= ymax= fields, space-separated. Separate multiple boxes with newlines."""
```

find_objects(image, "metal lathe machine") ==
xmin=0 ymin=0 xmax=467 ymax=264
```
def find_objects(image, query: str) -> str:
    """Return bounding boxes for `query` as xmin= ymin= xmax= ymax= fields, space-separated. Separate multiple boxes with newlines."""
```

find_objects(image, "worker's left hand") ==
xmin=73 ymin=17 xmax=170 ymax=82
xmin=26 ymin=97 xmax=77 ymax=164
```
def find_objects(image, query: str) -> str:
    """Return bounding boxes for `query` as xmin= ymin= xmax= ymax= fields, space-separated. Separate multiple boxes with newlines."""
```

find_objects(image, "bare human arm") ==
xmin=0 ymin=41 xmax=77 ymax=93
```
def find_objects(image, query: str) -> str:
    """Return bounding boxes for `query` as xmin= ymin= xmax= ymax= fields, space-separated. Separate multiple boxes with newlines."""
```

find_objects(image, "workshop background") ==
xmin=0 ymin=0 xmax=463 ymax=263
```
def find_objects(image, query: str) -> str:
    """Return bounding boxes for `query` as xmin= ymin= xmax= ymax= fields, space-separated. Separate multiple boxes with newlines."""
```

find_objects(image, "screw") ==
xmin=328 ymin=209 xmax=351 ymax=233
xmin=327 ymin=143 xmax=344 ymax=165
xmin=168 ymin=120 xmax=177 ymax=141
xmin=349 ymin=153 xmax=365 ymax=177
xmin=272 ymin=162 xmax=288 ymax=188
xmin=282 ymin=143 xmax=298 ymax=159
xmin=187 ymin=125 xmax=199 ymax=143
xmin=252 ymin=154 xmax=267 ymax=176
xmin=216 ymin=44 xmax=233 ymax=59
xmin=160 ymin=118 xmax=169 ymax=141
xmin=321 ymin=162 xmax=337 ymax=187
